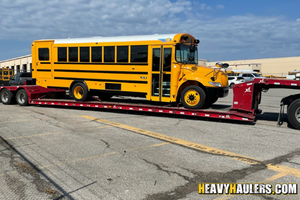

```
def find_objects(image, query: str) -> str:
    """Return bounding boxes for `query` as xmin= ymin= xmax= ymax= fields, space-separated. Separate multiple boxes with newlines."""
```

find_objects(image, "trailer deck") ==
xmin=1 ymin=78 xmax=300 ymax=129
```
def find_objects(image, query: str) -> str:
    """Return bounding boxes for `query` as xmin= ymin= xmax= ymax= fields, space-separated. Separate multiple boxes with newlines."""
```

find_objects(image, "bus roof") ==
xmin=46 ymin=34 xmax=179 ymax=44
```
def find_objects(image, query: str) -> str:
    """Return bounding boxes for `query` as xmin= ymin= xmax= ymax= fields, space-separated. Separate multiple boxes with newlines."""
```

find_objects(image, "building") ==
xmin=206 ymin=56 xmax=300 ymax=77
xmin=1 ymin=55 xmax=300 ymax=78
xmin=0 ymin=55 xmax=32 ymax=75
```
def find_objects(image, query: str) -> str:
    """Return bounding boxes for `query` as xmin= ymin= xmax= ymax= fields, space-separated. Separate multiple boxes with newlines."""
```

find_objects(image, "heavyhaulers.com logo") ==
xmin=199 ymin=183 xmax=298 ymax=195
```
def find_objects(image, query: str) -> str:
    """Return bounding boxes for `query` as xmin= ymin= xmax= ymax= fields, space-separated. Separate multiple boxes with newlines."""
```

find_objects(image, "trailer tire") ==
xmin=181 ymin=85 xmax=206 ymax=109
xmin=16 ymin=89 xmax=29 ymax=106
xmin=0 ymin=89 xmax=14 ymax=105
xmin=71 ymin=82 xmax=88 ymax=101
xmin=287 ymin=99 xmax=300 ymax=130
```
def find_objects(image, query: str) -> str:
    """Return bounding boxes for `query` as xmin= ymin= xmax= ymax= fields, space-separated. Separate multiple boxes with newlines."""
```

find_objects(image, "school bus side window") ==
xmin=80 ymin=47 xmax=90 ymax=62
xmin=58 ymin=47 xmax=67 ymax=61
xmin=38 ymin=48 xmax=49 ymax=61
xmin=117 ymin=46 xmax=128 ymax=62
xmin=104 ymin=46 xmax=115 ymax=62
xmin=131 ymin=45 xmax=148 ymax=63
xmin=69 ymin=47 xmax=78 ymax=62
xmin=92 ymin=47 xmax=102 ymax=62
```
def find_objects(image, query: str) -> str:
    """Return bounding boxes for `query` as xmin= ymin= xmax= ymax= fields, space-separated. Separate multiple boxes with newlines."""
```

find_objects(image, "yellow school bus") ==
xmin=0 ymin=67 xmax=14 ymax=86
xmin=31 ymin=33 xmax=228 ymax=109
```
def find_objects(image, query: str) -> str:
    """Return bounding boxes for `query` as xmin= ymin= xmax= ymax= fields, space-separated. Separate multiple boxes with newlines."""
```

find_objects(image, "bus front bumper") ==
xmin=207 ymin=87 xmax=229 ymax=98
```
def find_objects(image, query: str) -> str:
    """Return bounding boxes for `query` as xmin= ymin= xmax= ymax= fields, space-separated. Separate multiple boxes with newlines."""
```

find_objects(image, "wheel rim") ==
xmin=1 ymin=91 xmax=9 ymax=102
xmin=74 ymin=86 xmax=84 ymax=99
xmin=295 ymin=107 xmax=300 ymax=123
xmin=184 ymin=89 xmax=200 ymax=106
xmin=18 ymin=93 xmax=25 ymax=104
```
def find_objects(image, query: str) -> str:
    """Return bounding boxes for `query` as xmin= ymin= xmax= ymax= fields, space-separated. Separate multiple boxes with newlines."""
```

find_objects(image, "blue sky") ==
xmin=0 ymin=0 xmax=299 ymax=62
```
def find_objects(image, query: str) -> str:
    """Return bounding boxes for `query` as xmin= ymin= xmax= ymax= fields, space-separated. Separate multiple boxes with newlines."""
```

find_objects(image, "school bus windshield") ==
xmin=175 ymin=43 xmax=198 ymax=64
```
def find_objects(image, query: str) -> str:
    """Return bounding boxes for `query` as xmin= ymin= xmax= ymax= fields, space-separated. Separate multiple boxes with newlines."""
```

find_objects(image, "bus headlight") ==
xmin=209 ymin=82 xmax=222 ymax=87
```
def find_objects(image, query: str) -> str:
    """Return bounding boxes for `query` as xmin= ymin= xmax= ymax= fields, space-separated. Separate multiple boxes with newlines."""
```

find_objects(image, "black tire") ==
xmin=287 ymin=99 xmax=300 ymax=130
xmin=181 ymin=85 xmax=206 ymax=109
xmin=71 ymin=82 xmax=89 ymax=101
xmin=0 ymin=89 xmax=14 ymax=105
xmin=16 ymin=89 xmax=29 ymax=106
xmin=229 ymin=83 xmax=235 ymax=89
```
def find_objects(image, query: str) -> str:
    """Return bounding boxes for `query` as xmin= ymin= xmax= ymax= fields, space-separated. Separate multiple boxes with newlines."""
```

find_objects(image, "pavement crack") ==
xmin=100 ymin=139 xmax=110 ymax=148
xmin=0 ymin=135 xmax=72 ymax=199
xmin=142 ymin=159 xmax=190 ymax=181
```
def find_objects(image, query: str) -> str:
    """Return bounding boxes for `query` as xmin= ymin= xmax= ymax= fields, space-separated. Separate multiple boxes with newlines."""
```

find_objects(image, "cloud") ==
xmin=297 ymin=18 xmax=300 ymax=22
xmin=217 ymin=5 xmax=225 ymax=9
xmin=0 ymin=0 xmax=299 ymax=61
xmin=199 ymin=3 xmax=211 ymax=10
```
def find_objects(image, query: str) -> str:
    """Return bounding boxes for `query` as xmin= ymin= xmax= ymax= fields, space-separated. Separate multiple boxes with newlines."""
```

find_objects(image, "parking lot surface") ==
xmin=0 ymin=88 xmax=300 ymax=200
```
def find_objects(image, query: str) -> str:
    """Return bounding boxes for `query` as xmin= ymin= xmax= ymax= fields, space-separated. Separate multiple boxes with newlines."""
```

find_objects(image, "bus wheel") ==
xmin=0 ymin=89 xmax=14 ymax=105
xmin=181 ymin=86 xmax=206 ymax=109
xmin=287 ymin=99 xmax=300 ymax=129
xmin=72 ymin=82 xmax=88 ymax=101
xmin=16 ymin=89 xmax=29 ymax=106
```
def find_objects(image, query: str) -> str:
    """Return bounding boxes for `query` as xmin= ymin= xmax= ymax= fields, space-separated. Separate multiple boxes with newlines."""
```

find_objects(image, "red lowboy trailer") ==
xmin=1 ymin=78 xmax=300 ymax=129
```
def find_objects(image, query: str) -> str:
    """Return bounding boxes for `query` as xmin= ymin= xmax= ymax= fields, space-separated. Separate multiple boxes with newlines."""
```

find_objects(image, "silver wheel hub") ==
xmin=2 ymin=91 xmax=8 ymax=102
xmin=295 ymin=107 xmax=300 ymax=123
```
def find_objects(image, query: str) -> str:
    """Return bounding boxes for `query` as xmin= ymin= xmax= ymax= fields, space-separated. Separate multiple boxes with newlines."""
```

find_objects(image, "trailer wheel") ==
xmin=16 ymin=89 xmax=29 ymax=106
xmin=71 ymin=82 xmax=88 ymax=101
xmin=287 ymin=99 xmax=300 ymax=129
xmin=0 ymin=89 xmax=14 ymax=105
xmin=181 ymin=85 xmax=206 ymax=109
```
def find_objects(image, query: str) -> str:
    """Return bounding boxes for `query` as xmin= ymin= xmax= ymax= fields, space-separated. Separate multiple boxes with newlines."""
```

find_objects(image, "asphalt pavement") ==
xmin=0 ymin=88 xmax=299 ymax=200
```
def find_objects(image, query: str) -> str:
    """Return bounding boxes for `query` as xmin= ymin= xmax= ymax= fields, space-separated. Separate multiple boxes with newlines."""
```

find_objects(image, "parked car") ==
xmin=9 ymin=72 xmax=34 ymax=86
xmin=228 ymin=76 xmax=246 ymax=88
xmin=238 ymin=73 xmax=262 ymax=82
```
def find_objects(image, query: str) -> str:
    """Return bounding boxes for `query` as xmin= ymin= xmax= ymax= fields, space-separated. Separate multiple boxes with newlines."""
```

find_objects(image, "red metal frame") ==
xmin=1 ymin=78 xmax=300 ymax=123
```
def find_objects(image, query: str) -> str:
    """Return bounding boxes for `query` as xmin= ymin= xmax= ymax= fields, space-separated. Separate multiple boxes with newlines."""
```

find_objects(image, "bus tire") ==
xmin=0 ymin=89 xmax=14 ymax=105
xmin=287 ymin=99 xmax=300 ymax=130
xmin=181 ymin=85 xmax=206 ymax=109
xmin=16 ymin=89 xmax=29 ymax=106
xmin=71 ymin=82 xmax=88 ymax=101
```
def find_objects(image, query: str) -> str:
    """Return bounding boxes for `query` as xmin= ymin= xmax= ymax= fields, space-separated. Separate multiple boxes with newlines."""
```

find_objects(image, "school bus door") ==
xmin=34 ymin=41 xmax=52 ymax=79
xmin=151 ymin=46 xmax=172 ymax=102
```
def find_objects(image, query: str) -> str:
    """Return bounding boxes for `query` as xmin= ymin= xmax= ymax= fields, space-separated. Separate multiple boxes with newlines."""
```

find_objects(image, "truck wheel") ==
xmin=0 ymin=89 xmax=14 ymax=105
xmin=71 ymin=82 xmax=88 ymax=101
xmin=181 ymin=85 xmax=206 ymax=109
xmin=16 ymin=89 xmax=29 ymax=106
xmin=287 ymin=99 xmax=300 ymax=129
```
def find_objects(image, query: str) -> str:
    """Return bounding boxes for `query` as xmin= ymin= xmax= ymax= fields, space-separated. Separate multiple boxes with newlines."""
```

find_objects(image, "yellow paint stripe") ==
xmin=0 ymin=132 xmax=61 ymax=141
xmin=80 ymin=115 xmax=300 ymax=179
xmin=83 ymin=125 xmax=112 ymax=130
xmin=264 ymin=172 xmax=287 ymax=182
xmin=81 ymin=115 xmax=260 ymax=165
